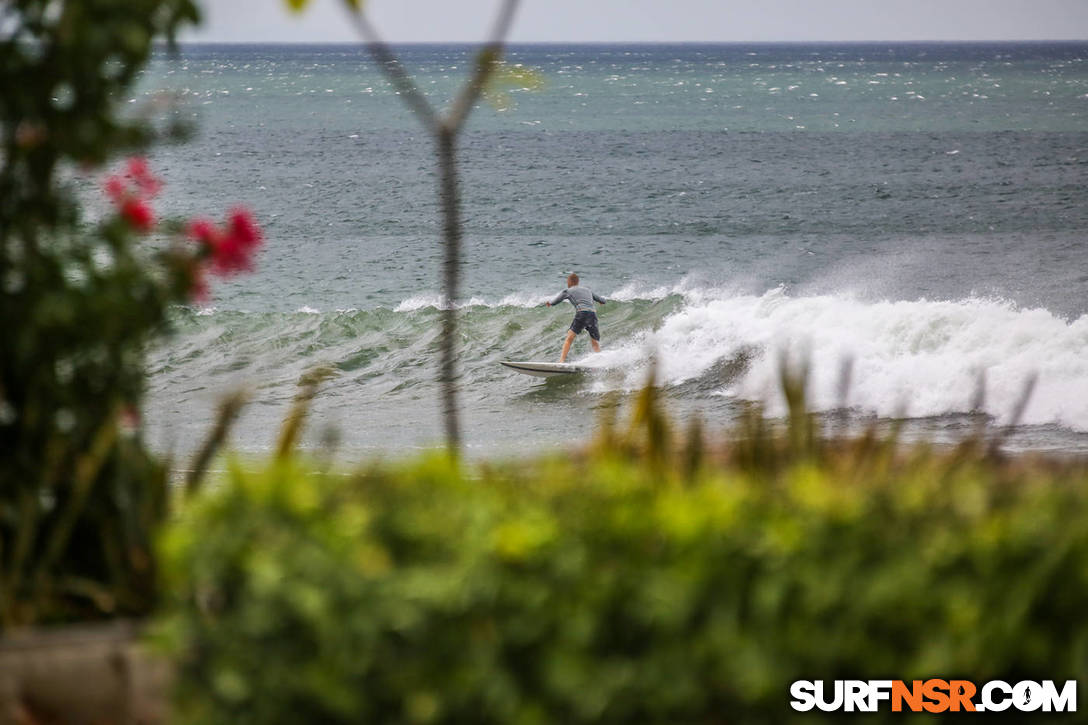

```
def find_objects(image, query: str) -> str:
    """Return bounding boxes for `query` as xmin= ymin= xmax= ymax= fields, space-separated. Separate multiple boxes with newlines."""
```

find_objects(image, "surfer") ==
xmin=545 ymin=273 xmax=607 ymax=362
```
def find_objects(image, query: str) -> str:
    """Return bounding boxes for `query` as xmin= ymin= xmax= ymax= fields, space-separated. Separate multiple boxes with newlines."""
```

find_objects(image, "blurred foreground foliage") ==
xmin=160 ymin=378 xmax=1088 ymax=723
xmin=0 ymin=0 xmax=199 ymax=627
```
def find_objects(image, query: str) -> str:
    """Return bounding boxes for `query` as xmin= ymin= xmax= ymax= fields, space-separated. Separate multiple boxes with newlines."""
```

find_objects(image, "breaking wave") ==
xmin=157 ymin=284 xmax=1088 ymax=434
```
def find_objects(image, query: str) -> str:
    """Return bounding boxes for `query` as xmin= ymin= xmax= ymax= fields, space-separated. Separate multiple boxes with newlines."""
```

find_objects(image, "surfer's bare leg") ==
xmin=559 ymin=330 xmax=576 ymax=362
xmin=591 ymin=339 xmax=601 ymax=353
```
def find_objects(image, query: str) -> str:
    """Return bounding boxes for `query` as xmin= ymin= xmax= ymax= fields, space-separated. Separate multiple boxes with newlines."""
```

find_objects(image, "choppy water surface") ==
xmin=136 ymin=43 xmax=1088 ymax=457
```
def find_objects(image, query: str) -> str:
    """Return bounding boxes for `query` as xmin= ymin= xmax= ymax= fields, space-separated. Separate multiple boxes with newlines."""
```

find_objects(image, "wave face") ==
xmin=146 ymin=286 xmax=1088 ymax=457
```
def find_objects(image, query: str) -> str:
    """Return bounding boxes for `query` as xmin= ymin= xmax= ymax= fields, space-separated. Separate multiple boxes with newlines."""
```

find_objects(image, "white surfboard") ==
xmin=500 ymin=360 xmax=592 ymax=378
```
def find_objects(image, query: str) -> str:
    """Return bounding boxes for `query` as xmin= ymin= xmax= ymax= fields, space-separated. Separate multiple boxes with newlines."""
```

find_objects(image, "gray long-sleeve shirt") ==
xmin=550 ymin=285 xmax=606 ymax=313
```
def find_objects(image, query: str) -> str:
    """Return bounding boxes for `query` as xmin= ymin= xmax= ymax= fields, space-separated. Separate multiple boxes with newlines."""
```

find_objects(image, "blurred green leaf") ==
xmin=483 ymin=61 xmax=546 ymax=112
xmin=160 ymin=417 xmax=1088 ymax=722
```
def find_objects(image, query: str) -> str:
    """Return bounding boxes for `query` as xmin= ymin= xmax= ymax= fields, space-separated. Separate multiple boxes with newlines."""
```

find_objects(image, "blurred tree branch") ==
xmin=340 ymin=0 xmax=522 ymax=454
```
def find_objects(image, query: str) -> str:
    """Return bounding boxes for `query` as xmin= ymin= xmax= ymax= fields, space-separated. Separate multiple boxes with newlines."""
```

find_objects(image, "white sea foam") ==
xmin=394 ymin=292 xmax=545 ymax=311
xmin=606 ymin=280 xmax=676 ymax=302
xmin=393 ymin=294 xmax=445 ymax=311
xmin=393 ymin=279 xmax=700 ymax=311
xmin=591 ymin=288 xmax=1088 ymax=432
xmin=606 ymin=277 xmax=737 ymax=304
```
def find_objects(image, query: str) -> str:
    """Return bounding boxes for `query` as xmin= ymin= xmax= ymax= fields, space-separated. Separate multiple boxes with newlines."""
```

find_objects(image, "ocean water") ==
xmin=135 ymin=43 xmax=1088 ymax=457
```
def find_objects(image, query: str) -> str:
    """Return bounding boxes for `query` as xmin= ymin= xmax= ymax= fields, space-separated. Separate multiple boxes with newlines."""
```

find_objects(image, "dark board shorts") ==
xmin=569 ymin=310 xmax=600 ymax=341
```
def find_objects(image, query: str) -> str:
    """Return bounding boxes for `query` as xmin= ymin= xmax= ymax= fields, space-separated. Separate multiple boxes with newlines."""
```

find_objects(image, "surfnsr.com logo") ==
xmin=790 ymin=679 xmax=1077 ymax=713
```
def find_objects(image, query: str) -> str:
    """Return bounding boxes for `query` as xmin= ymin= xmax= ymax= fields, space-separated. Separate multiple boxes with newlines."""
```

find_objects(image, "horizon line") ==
xmin=170 ymin=38 xmax=1088 ymax=45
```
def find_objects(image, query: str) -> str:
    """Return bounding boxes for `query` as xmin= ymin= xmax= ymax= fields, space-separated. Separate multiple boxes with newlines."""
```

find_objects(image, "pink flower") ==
xmin=211 ymin=237 xmax=248 ymax=274
xmin=120 ymin=198 xmax=154 ymax=233
xmin=182 ymin=207 xmax=263 ymax=302
xmin=212 ymin=208 xmax=262 ymax=275
xmin=126 ymin=157 xmax=150 ymax=180
xmin=104 ymin=175 xmax=126 ymax=202
xmin=187 ymin=218 xmax=219 ymax=246
xmin=227 ymin=208 xmax=261 ymax=248
xmin=103 ymin=157 xmax=163 ymax=232
xmin=187 ymin=208 xmax=263 ymax=276
xmin=125 ymin=157 xmax=162 ymax=197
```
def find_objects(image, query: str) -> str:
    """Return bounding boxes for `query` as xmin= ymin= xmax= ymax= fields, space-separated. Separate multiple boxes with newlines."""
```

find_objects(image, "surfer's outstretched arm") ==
xmin=593 ymin=293 xmax=606 ymax=305
xmin=549 ymin=289 xmax=570 ymax=307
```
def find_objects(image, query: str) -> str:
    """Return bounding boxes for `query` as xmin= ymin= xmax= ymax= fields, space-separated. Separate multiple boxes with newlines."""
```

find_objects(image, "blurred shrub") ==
xmin=160 ymin=405 xmax=1088 ymax=723
xmin=0 ymin=1 xmax=200 ymax=626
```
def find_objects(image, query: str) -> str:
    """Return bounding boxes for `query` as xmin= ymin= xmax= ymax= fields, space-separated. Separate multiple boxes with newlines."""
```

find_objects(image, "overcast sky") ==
xmin=183 ymin=0 xmax=1088 ymax=43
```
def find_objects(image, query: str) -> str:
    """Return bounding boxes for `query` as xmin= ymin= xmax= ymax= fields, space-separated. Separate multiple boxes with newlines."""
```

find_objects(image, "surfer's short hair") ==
xmin=567 ymin=273 xmax=579 ymax=286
